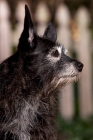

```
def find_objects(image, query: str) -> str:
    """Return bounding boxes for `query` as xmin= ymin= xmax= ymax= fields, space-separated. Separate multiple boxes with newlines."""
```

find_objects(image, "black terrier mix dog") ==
xmin=0 ymin=5 xmax=83 ymax=140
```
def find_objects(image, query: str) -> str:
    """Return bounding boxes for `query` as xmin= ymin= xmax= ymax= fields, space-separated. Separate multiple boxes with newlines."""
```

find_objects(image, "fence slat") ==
xmin=0 ymin=0 xmax=12 ymax=62
xmin=35 ymin=2 xmax=51 ymax=36
xmin=75 ymin=7 xmax=93 ymax=118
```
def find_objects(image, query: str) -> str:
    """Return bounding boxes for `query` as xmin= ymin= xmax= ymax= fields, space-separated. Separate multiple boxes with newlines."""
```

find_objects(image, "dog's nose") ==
xmin=74 ymin=61 xmax=84 ymax=72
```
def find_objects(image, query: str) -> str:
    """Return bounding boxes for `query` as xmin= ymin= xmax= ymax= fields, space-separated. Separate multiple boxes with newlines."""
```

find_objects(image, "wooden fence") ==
xmin=0 ymin=0 xmax=93 ymax=121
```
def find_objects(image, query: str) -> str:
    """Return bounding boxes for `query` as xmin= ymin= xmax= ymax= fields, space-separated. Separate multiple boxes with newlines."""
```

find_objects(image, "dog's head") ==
xmin=18 ymin=5 xmax=83 ymax=91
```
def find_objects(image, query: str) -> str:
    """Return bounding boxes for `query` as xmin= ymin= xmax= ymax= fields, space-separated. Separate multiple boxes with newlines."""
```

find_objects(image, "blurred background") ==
xmin=0 ymin=0 xmax=93 ymax=139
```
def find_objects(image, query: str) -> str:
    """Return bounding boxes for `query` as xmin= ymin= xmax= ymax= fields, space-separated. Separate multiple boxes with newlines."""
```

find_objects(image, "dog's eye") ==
xmin=51 ymin=50 xmax=59 ymax=57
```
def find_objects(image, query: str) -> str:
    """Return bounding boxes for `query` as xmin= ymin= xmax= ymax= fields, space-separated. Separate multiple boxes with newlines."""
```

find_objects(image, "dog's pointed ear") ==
xmin=24 ymin=5 xmax=34 ymax=44
xmin=24 ymin=5 xmax=33 ymax=31
xmin=43 ymin=23 xmax=57 ymax=42
xmin=19 ymin=5 xmax=36 ymax=48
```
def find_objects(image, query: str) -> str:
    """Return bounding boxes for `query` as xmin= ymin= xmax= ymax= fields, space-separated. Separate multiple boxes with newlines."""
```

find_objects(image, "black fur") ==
xmin=0 ymin=5 xmax=83 ymax=140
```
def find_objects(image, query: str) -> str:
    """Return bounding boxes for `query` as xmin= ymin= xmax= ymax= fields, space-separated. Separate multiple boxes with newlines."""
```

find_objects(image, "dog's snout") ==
xmin=74 ymin=61 xmax=84 ymax=72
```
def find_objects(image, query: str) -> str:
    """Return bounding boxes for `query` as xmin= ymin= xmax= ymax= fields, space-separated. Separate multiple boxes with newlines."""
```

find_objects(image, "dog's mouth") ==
xmin=62 ymin=74 xmax=77 ymax=78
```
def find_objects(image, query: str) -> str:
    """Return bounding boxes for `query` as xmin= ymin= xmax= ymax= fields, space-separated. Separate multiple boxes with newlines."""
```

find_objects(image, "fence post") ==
xmin=13 ymin=1 xmax=28 ymax=47
xmin=55 ymin=4 xmax=74 ymax=121
xmin=75 ymin=7 xmax=93 ymax=119
xmin=0 ymin=0 xmax=12 ymax=62
xmin=35 ymin=2 xmax=51 ymax=36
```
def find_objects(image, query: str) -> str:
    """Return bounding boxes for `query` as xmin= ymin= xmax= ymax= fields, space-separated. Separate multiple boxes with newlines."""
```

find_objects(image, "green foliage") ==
xmin=12 ymin=46 xmax=17 ymax=54
xmin=57 ymin=115 xmax=93 ymax=140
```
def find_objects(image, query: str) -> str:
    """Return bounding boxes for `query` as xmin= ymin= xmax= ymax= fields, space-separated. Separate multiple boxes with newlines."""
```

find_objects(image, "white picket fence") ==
xmin=0 ymin=0 xmax=93 ymax=121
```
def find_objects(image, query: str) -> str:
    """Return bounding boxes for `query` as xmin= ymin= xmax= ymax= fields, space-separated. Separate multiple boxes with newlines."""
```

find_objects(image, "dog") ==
xmin=0 ymin=5 xmax=83 ymax=140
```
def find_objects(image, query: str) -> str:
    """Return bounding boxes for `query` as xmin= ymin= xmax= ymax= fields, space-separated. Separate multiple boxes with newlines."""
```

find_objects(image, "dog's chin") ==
xmin=55 ymin=73 xmax=81 ymax=89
